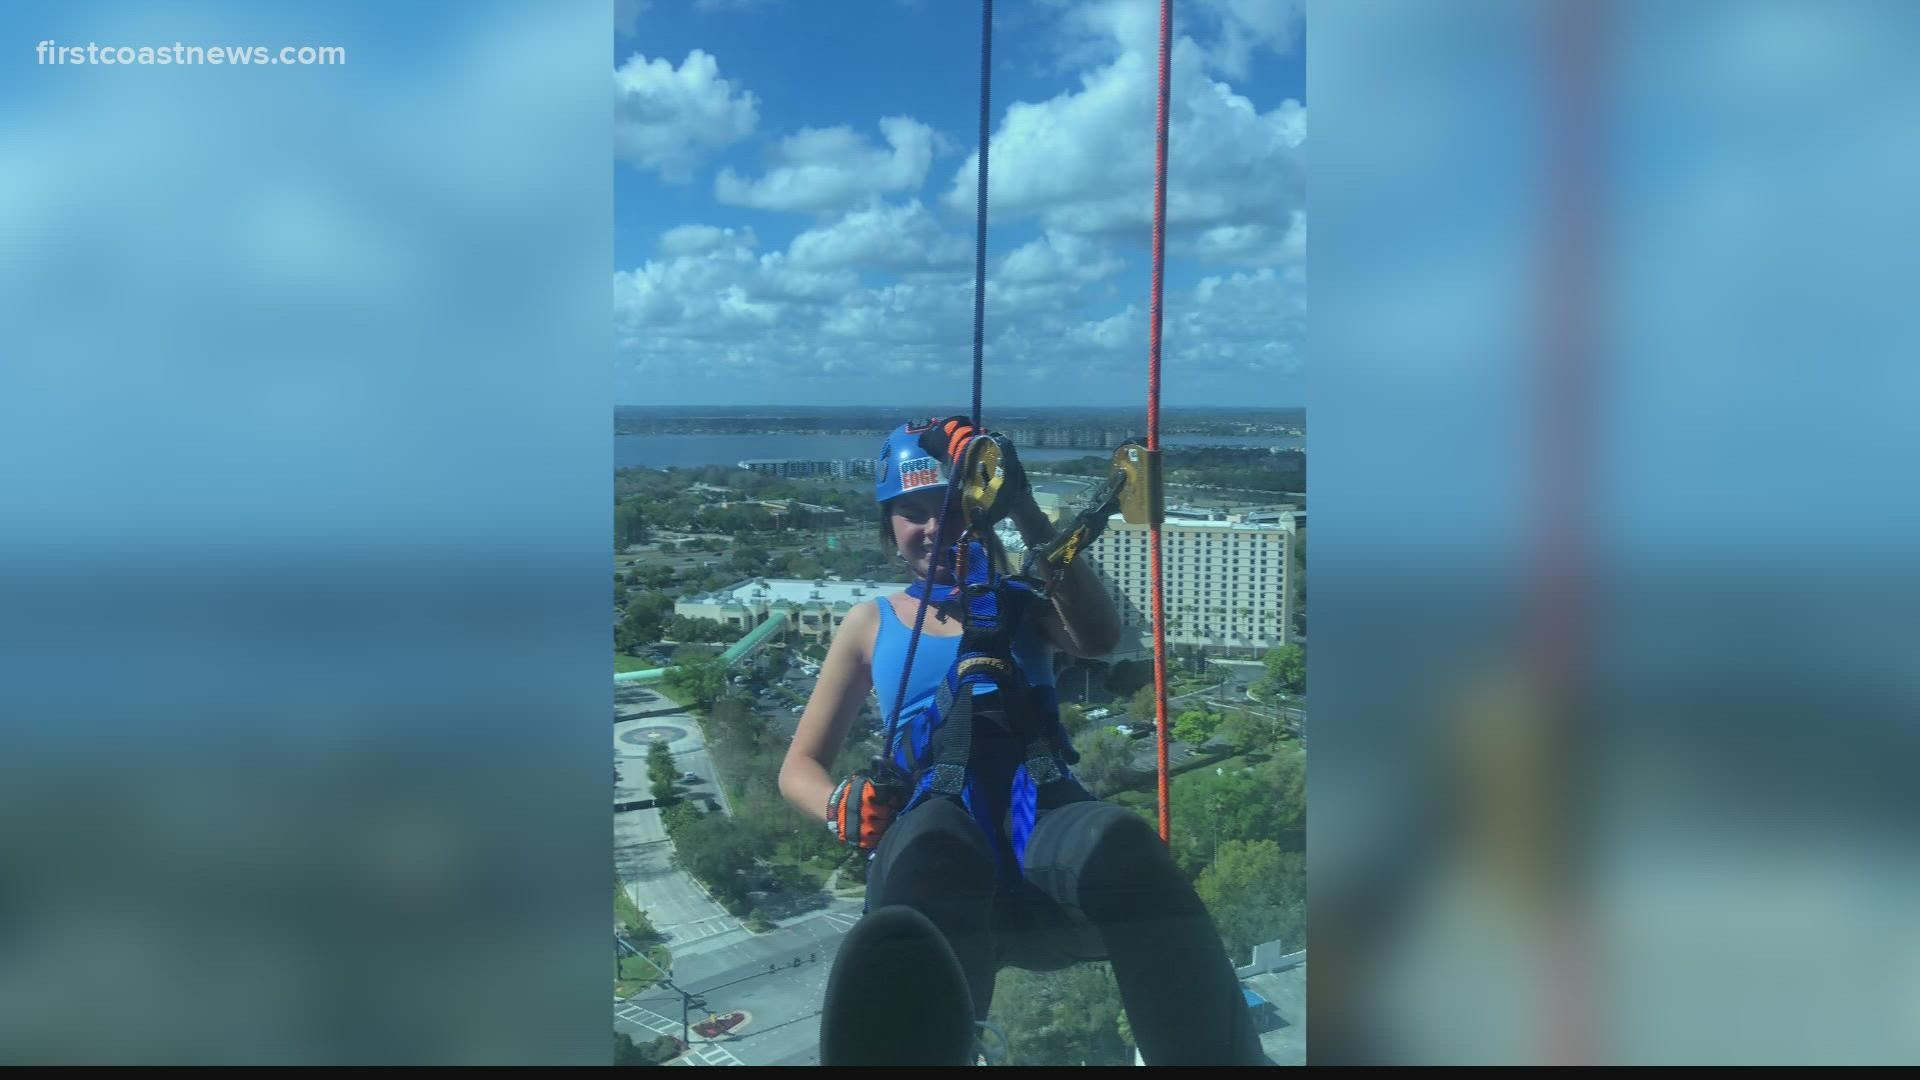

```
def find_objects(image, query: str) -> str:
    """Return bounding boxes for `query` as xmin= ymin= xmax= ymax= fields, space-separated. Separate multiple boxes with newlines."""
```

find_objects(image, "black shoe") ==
xmin=820 ymin=905 xmax=976 ymax=1066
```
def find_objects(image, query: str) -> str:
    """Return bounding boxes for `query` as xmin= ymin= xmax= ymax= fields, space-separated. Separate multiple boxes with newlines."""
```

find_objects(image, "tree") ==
xmin=616 ymin=1032 xmax=682 ymax=1066
xmin=647 ymin=742 xmax=676 ymax=787
xmin=987 ymin=962 xmax=1133 ymax=1066
xmin=1260 ymin=745 xmax=1306 ymax=846
xmin=1128 ymin=684 xmax=1161 ymax=726
xmin=1058 ymin=703 xmax=1091 ymax=737
xmin=647 ymin=742 xmax=678 ymax=803
xmin=1216 ymin=710 xmax=1257 ymax=751
xmin=1258 ymin=644 xmax=1304 ymax=698
xmin=667 ymin=647 xmax=729 ymax=710
xmin=615 ymin=499 xmax=650 ymax=549
xmin=1173 ymin=708 xmax=1219 ymax=746
xmin=668 ymin=810 xmax=759 ymax=909
xmin=730 ymin=542 xmax=770 ymax=575
xmin=617 ymin=591 xmax=674 ymax=654
xmin=667 ymin=616 xmax=734 ymax=644
xmin=1166 ymin=766 xmax=1285 ymax=880
xmin=1195 ymin=839 xmax=1305 ymax=960
xmin=1072 ymin=728 xmax=1138 ymax=798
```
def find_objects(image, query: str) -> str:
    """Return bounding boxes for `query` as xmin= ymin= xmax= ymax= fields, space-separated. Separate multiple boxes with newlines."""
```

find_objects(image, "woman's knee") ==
xmin=1029 ymin=801 xmax=1163 ymax=869
xmin=870 ymin=797 xmax=997 ymax=902
xmin=1028 ymin=801 xmax=1191 ymax=916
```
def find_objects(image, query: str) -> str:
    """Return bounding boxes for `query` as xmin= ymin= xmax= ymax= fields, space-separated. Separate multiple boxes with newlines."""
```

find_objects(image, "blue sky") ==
xmin=615 ymin=0 xmax=1305 ymax=408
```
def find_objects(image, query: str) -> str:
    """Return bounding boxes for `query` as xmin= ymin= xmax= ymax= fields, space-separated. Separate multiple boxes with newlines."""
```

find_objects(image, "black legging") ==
xmin=865 ymin=795 xmax=1267 ymax=1066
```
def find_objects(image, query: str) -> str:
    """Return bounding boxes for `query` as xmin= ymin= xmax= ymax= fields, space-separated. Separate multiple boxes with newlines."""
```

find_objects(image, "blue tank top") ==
xmin=868 ymin=594 xmax=1079 ymax=888
xmin=869 ymin=595 xmax=1056 ymax=745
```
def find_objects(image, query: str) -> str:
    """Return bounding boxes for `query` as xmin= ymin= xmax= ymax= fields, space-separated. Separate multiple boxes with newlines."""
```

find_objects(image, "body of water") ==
xmin=615 ymin=433 xmax=1302 ymax=471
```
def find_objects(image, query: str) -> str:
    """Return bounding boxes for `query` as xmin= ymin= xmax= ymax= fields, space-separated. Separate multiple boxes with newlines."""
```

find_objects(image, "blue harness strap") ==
xmin=889 ymin=538 xmax=1089 ymax=887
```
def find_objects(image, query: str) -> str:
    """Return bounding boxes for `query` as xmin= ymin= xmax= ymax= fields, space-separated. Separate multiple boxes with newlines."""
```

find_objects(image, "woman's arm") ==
xmin=778 ymin=601 xmax=879 ymax=824
xmin=1011 ymin=499 xmax=1123 ymax=659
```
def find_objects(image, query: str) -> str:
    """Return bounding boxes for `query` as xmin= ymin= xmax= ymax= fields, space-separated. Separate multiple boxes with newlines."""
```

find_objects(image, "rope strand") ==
xmin=1148 ymin=0 xmax=1174 ymax=844
xmin=887 ymin=0 xmax=994 ymax=762
xmin=970 ymin=0 xmax=993 ymax=430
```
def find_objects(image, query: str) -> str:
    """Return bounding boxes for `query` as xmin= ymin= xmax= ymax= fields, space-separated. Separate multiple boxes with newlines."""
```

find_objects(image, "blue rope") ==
xmin=970 ymin=0 xmax=992 ymax=431
xmin=881 ymin=0 xmax=994 ymax=771
xmin=884 ymin=482 xmax=958 ymax=758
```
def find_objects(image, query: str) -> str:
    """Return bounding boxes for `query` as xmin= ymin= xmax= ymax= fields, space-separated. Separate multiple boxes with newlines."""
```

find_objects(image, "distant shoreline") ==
xmin=614 ymin=405 xmax=1305 ymax=440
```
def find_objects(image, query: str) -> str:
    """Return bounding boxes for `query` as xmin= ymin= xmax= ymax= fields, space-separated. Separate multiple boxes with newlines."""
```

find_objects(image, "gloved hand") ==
xmin=827 ymin=768 xmax=909 ymax=851
xmin=917 ymin=416 xmax=979 ymax=469
xmin=920 ymin=417 xmax=1029 ymax=527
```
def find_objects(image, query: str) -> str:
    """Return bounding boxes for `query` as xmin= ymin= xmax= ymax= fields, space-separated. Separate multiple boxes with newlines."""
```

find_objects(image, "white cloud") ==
xmin=657 ymin=223 xmax=756 ymax=257
xmin=614 ymin=50 xmax=759 ymax=183
xmin=998 ymin=231 xmax=1125 ymax=284
xmin=940 ymin=4 xmax=1313 ymax=270
xmin=1176 ymin=208 xmax=1305 ymax=266
xmin=614 ymin=0 xmax=1308 ymax=403
xmin=942 ymin=14 xmax=1305 ymax=260
xmin=715 ymin=116 xmax=934 ymax=213
xmin=617 ymin=228 xmax=859 ymax=340
xmin=788 ymin=200 xmax=970 ymax=273
xmin=1172 ymin=264 xmax=1306 ymax=377
xmin=1070 ymin=305 xmax=1144 ymax=352
xmin=616 ymin=238 xmax=1304 ymax=402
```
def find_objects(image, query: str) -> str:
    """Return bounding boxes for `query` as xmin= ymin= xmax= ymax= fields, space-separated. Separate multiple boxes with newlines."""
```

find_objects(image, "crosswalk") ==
xmin=818 ymin=910 xmax=860 ymax=933
xmin=661 ymin=915 xmax=741 ymax=946
xmin=615 ymin=1002 xmax=744 ymax=1067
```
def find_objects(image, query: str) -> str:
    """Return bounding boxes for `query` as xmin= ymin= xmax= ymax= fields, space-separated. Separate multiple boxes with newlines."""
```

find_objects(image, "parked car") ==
xmin=681 ymin=772 xmax=700 ymax=784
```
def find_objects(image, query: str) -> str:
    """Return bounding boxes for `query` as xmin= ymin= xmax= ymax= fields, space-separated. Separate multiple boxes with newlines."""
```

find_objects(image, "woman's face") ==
xmin=888 ymin=487 xmax=957 ymax=580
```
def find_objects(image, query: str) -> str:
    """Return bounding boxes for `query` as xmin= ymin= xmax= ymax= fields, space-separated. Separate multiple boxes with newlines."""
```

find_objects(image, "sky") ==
xmin=614 ymin=0 xmax=1305 ymax=409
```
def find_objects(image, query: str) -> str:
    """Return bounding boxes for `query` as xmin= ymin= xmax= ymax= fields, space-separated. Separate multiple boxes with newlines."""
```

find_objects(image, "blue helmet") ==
xmin=875 ymin=418 xmax=950 ymax=504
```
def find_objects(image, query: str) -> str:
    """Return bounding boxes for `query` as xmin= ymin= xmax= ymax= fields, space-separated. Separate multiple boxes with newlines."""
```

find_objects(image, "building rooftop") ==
xmin=686 ymin=576 xmax=900 ymax=607
xmin=1105 ymin=511 xmax=1295 ymax=532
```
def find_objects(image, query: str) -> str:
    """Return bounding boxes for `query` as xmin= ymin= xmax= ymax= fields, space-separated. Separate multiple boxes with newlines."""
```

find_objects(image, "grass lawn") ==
xmin=615 ymin=654 xmax=657 ymax=674
xmin=790 ymin=856 xmax=836 ymax=891
xmin=615 ymin=883 xmax=648 ymax=937
xmin=615 ymin=945 xmax=673 ymax=999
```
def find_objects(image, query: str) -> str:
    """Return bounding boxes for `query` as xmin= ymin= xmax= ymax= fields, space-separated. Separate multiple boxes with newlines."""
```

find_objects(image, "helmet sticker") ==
xmin=900 ymin=456 xmax=941 ymax=490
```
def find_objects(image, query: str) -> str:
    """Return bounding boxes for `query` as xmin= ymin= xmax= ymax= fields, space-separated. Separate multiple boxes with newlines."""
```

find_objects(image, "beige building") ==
xmin=673 ymin=577 xmax=889 ymax=646
xmin=674 ymin=503 xmax=1304 ymax=660
xmin=1083 ymin=508 xmax=1303 ymax=658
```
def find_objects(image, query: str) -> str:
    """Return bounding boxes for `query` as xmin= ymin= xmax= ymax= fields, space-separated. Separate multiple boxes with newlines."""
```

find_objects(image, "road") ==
xmin=617 ymin=904 xmax=864 ymax=1066
xmin=615 ymin=683 xmax=869 ymax=1066
xmin=615 ymin=686 xmax=740 ymax=953
xmin=612 ymin=675 xmax=1304 ymax=1065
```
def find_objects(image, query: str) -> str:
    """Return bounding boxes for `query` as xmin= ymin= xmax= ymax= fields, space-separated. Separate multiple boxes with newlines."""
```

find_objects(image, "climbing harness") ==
xmin=862 ymin=0 xmax=1179 ymax=865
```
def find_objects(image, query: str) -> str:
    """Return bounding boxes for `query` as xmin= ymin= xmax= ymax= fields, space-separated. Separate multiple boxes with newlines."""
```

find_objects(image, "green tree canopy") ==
xmin=666 ymin=647 xmax=729 ymax=710
xmin=1259 ymin=644 xmax=1304 ymax=698
xmin=667 ymin=809 xmax=758 ymax=909
xmin=1194 ymin=839 xmax=1306 ymax=960
xmin=987 ymin=962 xmax=1133 ymax=1066
xmin=615 ymin=499 xmax=650 ymax=549
xmin=1173 ymin=708 xmax=1220 ymax=746
xmin=1072 ymin=728 xmax=1138 ymax=798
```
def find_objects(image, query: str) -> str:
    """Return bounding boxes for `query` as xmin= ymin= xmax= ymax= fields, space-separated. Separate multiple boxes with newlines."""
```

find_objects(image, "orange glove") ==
xmin=939 ymin=418 xmax=976 ymax=466
xmin=827 ymin=770 xmax=909 ymax=851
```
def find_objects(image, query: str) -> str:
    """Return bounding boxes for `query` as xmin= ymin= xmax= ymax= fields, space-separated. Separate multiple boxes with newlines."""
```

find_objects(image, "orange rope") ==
xmin=1147 ymin=0 xmax=1173 ymax=843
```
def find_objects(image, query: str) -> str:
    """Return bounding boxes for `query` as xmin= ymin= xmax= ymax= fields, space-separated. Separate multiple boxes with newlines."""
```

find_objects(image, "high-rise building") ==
xmin=1083 ymin=508 xmax=1303 ymax=657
